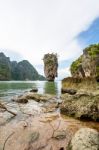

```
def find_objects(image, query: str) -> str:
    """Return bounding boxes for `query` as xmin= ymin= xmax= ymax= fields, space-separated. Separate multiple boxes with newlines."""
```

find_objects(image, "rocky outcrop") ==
xmin=0 ymin=52 xmax=11 ymax=80
xmin=60 ymin=91 xmax=99 ymax=121
xmin=12 ymin=92 xmax=57 ymax=103
xmin=61 ymin=88 xmax=77 ymax=95
xmin=70 ymin=44 xmax=99 ymax=81
xmin=30 ymin=88 xmax=38 ymax=92
xmin=67 ymin=128 xmax=99 ymax=150
xmin=62 ymin=77 xmax=97 ymax=91
xmin=43 ymin=53 xmax=58 ymax=81
xmin=0 ymin=52 xmax=45 ymax=81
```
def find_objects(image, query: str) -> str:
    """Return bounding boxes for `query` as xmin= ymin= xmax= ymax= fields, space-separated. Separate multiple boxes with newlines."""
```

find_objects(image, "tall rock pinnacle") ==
xmin=43 ymin=53 xmax=58 ymax=81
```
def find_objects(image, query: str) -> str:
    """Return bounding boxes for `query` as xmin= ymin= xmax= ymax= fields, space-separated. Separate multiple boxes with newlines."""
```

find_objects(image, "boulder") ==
xmin=67 ymin=128 xmax=99 ymax=150
xmin=12 ymin=97 xmax=28 ymax=103
xmin=60 ymin=91 xmax=99 ymax=121
xmin=30 ymin=88 xmax=38 ymax=92
xmin=61 ymin=88 xmax=77 ymax=95
xmin=12 ymin=93 xmax=56 ymax=103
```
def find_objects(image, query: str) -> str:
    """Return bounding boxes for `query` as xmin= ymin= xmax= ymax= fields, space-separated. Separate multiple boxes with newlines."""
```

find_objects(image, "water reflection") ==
xmin=44 ymin=81 xmax=58 ymax=95
xmin=0 ymin=81 xmax=61 ymax=100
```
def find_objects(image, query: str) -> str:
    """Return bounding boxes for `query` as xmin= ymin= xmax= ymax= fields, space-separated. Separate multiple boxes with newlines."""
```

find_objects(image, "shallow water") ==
xmin=0 ymin=80 xmax=99 ymax=135
xmin=0 ymin=81 xmax=61 ymax=101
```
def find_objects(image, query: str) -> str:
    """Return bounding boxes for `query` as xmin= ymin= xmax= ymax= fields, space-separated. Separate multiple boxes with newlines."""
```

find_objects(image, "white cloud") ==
xmin=58 ymin=67 xmax=71 ymax=80
xmin=0 ymin=0 xmax=99 ymax=78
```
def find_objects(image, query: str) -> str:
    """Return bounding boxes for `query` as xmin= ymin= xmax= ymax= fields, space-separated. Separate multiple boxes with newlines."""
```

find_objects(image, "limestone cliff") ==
xmin=43 ymin=53 xmax=58 ymax=81
xmin=0 ymin=52 xmax=11 ymax=80
xmin=0 ymin=52 xmax=45 ymax=81
xmin=70 ymin=44 xmax=99 ymax=81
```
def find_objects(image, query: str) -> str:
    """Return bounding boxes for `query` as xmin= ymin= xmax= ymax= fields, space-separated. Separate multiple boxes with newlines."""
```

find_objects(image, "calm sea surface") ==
xmin=0 ymin=81 xmax=61 ymax=101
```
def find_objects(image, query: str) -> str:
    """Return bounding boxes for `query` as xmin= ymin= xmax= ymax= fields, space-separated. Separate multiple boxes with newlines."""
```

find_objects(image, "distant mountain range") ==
xmin=0 ymin=52 xmax=45 ymax=81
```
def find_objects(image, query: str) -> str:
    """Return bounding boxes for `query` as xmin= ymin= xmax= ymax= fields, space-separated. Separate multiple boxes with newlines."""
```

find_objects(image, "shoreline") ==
xmin=0 ymin=90 xmax=99 ymax=150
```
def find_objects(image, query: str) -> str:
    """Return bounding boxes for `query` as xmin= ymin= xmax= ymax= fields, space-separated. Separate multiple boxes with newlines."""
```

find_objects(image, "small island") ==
xmin=0 ymin=52 xmax=45 ymax=81
xmin=43 ymin=53 xmax=58 ymax=81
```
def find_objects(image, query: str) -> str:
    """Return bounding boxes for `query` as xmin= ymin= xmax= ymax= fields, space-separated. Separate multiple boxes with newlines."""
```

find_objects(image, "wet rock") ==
xmin=26 ymin=93 xmax=56 ymax=102
xmin=30 ymin=88 xmax=38 ymax=93
xmin=67 ymin=128 xmax=99 ymax=150
xmin=12 ymin=93 xmax=56 ymax=103
xmin=12 ymin=97 xmax=28 ymax=103
xmin=60 ymin=91 xmax=99 ymax=121
xmin=53 ymin=130 xmax=66 ymax=140
xmin=0 ymin=102 xmax=17 ymax=116
xmin=61 ymin=89 xmax=77 ymax=95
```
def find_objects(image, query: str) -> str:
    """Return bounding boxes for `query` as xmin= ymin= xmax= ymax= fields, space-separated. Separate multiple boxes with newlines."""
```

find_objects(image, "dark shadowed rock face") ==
xmin=43 ymin=53 xmax=58 ymax=81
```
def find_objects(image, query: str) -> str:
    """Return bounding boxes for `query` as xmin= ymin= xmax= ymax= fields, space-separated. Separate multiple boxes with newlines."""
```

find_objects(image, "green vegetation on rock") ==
xmin=43 ymin=53 xmax=58 ymax=81
xmin=0 ymin=53 xmax=11 ymax=80
xmin=70 ymin=56 xmax=82 ymax=75
xmin=85 ymin=44 xmax=99 ymax=58
xmin=70 ymin=44 xmax=99 ymax=80
xmin=0 ymin=52 xmax=45 ymax=81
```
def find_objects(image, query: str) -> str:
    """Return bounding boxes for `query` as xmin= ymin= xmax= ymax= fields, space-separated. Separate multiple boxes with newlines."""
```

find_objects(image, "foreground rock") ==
xmin=62 ymin=77 xmax=97 ymax=91
xmin=67 ymin=128 xmax=99 ymax=150
xmin=53 ymin=130 xmax=66 ymax=140
xmin=0 ymin=102 xmax=17 ymax=116
xmin=61 ymin=88 xmax=77 ymax=95
xmin=12 ymin=92 xmax=57 ymax=103
xmin=30 ymin=88 xmax=38 ymax=92
xmin=60 ymin=91 xmax=99 ymax=121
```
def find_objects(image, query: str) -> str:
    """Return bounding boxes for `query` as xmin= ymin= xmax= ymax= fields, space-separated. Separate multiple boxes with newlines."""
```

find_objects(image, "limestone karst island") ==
xmin=0 ymin=1 xmax=99 ymax=149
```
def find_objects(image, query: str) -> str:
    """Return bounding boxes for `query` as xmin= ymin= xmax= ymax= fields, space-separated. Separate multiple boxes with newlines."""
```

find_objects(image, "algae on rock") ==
xmin=60 ymin=91 xmax=99 ymax=121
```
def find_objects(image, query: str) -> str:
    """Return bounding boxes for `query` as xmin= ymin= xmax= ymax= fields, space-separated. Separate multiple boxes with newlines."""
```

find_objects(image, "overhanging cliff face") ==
xmin=43 ymin=53 xmax=58 ymax=81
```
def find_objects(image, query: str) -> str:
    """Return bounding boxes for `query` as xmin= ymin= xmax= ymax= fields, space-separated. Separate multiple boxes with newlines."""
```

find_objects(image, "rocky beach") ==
xmin=0 ymin=84 xmax=99 ymax=150
xmin=0 ymin=44 xmax=99 ymax=150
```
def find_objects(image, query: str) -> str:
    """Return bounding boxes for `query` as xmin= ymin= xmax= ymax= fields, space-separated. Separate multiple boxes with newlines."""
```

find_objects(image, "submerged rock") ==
xmin=67 ymin=128 xmax=99 ymax=150
xmin=43 ymin=53 xmax=58 ymax=81
xmin=60 ymin=91 xmax=99 ymax=121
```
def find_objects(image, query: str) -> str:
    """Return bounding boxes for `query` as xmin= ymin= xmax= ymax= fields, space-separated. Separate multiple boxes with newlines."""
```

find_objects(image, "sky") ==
xmin=0 ymin=0 xmax=99 ymax=80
